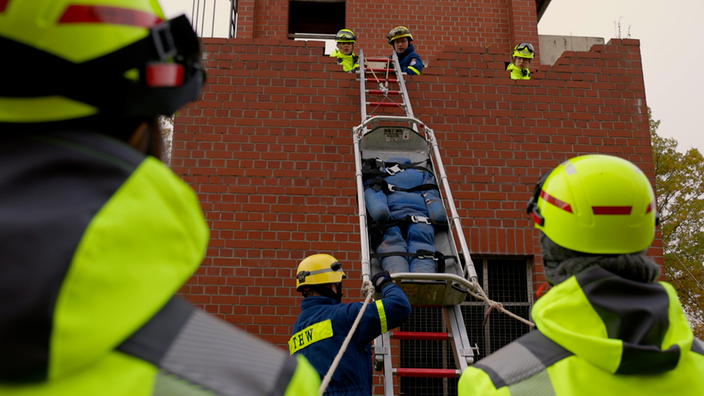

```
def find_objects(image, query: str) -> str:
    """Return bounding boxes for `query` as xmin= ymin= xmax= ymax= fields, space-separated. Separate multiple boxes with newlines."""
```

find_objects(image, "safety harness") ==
xmin=363 ymin=158 xmax=454 ymax=273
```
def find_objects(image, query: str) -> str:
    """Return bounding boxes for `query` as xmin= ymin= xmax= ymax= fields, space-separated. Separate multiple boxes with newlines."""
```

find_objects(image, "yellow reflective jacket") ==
xmin=458 ymin=266 xmax=704 ymax=396
xmin=0 ymin=131 xmax=319 ymax=396
xmin=506 ymin=63 xmax=531 ymax=80
xmin=330 ymin=49 xmax=359 ymax=72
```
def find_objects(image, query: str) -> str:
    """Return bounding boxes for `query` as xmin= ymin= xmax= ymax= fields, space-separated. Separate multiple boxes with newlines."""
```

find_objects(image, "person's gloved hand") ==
xmin=371 ymin=271 xmax=394 ymax=293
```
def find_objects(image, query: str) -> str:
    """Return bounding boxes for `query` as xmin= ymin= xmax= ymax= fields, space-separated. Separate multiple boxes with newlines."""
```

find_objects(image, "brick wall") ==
xmin=240 ymin=0 xmax=533 ymax=64
xmin=172 ymin=37 xmax=663 ymax=356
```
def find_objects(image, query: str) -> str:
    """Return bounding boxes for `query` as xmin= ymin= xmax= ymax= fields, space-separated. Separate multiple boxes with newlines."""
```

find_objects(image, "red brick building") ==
xmin=172 ymin=0 xmax=659 ymax=393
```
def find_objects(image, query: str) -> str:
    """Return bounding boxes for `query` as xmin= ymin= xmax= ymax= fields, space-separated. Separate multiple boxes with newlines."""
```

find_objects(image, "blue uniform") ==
xmin=364 ymin=157 xmax=446 ymax=273
xmin=290 ymin=284 xmax=411 ymax=396
xmin=394 ymin=43 xmax=423 ymax=75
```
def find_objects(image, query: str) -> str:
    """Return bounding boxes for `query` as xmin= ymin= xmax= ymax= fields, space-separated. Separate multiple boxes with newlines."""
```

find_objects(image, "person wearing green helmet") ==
xmin=330 ymin=29 xmax=359 ymax=72
xmin=458 ymin=155 xmax=704 ymax=396
xmin=506 ymin=42 xmax=535 ymax=80
xmin=0 ymin=1 xmax=320 ymax=395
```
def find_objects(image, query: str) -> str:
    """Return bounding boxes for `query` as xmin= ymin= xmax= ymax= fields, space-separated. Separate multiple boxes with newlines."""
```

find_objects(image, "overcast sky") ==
xmin=161 ymin=0 xmax=702 ymax=154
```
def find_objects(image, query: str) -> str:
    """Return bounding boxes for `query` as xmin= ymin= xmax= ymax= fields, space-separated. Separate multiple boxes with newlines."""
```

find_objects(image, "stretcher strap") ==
xmin=365 ymin=177 xmax=439 ymax=193
xmin=370 ymin=250 xmax=455 ymax=274
xmin=362 ymin=158 xmax=434 ymax=178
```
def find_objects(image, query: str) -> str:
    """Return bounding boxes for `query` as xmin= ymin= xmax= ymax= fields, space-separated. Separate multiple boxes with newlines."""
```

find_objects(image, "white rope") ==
xmin=318 ymin=280 xmax=377 ymax=396
xmin=468 ymin=281 xmax=535 ymax=328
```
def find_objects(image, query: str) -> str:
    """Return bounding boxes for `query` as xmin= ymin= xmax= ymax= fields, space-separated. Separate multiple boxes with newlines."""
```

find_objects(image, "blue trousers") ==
xmin=376 ymin=223 xmax=436 ymax=273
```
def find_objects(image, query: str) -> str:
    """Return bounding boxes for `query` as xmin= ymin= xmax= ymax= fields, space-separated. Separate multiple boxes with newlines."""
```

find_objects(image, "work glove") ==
xmin=371 ymin=271 xmax=394 ymax=293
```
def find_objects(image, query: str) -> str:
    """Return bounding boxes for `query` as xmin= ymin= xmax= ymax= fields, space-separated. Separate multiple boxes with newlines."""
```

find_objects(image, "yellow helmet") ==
xmin=295 ymin=254 xmax=346 ymax=292
xmin=0 ymin=0 xmax=204 ymax=129
xmin=387 ymin=26 xmax=413 ymax=46
xmin=526 ymin=155 xmax=658 ymax=254
xmin=512 ymin=42 xmax=535 ymax=59
xmin=335 ymin=29 xmax=356 ymax=43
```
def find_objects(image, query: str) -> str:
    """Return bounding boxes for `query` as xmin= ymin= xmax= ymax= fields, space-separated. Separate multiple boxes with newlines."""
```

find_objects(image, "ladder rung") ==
xmin=395 ymin=368 xmax=461 ymax=378
xmin=365 ymin=57 xmax=392 ymax=62
xmin=367 ymin=102 xmax=404 ymax=107
xmin=365 ymin=68 xmax=394 ymax=73
xmin=367 ymin=90 xmax=400 ymax=95
xmin=365 ymin=78 xmax=397 ymax=83
xmin=391 ymin=331 xmax=449 ymax=341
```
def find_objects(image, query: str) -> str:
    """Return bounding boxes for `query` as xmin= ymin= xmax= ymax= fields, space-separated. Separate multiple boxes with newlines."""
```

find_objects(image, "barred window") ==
xmin=398 ymin=257 xmax=533 ymax=396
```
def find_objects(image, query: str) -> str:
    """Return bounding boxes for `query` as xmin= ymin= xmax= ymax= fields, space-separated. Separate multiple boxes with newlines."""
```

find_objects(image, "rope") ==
xmin=468 ymin=281 xmax=535 ymax=328
xmin=318 ymin=280 xmax=377 ymax=396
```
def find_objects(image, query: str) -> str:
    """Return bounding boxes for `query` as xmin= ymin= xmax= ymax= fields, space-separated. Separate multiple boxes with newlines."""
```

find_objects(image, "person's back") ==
xmin=0 ymin=1 xmax=319 ymax=394
xmin=458 ymin=155 xmax=704 ymax=396
xmin=290 ymin=255 xmax=411 ymax=395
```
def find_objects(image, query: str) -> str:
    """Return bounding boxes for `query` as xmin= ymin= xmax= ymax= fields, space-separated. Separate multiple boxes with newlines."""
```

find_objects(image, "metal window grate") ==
xmin=398 ymin=258 xmax=532 ymax=395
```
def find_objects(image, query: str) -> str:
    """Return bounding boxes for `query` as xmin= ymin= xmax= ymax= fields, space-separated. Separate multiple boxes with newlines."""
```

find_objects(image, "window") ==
xmin=288 ymin=0 xmax=344 ymax=37
xmin=399 ymin=257 xmax=533 ymax=396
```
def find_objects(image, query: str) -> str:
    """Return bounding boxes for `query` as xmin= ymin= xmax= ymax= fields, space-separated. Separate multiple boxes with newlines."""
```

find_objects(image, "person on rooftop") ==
xmin=506 ymin=42 xmax=535 ymax=80
xmin=387 ymin=26 xmax=423 ymax=75
xmin=330 ymin=29 xmax=359 ymax=73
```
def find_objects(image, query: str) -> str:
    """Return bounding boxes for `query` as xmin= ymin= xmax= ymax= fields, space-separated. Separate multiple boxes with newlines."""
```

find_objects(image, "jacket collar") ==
xmin=532 ymin=266 xmax=691 ymax=375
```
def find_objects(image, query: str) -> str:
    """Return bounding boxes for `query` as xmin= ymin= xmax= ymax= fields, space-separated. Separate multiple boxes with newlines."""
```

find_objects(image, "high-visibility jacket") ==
xmin=506 ymin=62 xmax=531 ymax=80
xmin=458 ymin=266 xmax=704 ymax=396
xmin=394 ymin=44 xmax=423 ymax=75
xmin=330 ymin=49 xmax=359 ymax=72
xmin=290 ymin=283 xmax=411 ymax=396
xmin=0 ymin=131 xmax=320 ymax=396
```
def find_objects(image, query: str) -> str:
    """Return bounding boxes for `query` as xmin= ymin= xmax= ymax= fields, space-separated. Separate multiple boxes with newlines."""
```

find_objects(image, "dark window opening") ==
xmin=288 ymin=1 xmax=345 ymax=37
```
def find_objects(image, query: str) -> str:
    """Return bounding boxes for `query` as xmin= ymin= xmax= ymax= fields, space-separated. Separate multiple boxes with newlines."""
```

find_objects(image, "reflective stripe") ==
xmin=288 ymin=319 xmax=333 ymax=354
xmin=692 ymin=338 xmax=704 ymax=356
xmin=375 ymin=300 xmax=388 ymax=334
xmin=407 ymin=66 xmax=420 ymax=75
xmin=473 ymin=330 xmax=571 ymax=390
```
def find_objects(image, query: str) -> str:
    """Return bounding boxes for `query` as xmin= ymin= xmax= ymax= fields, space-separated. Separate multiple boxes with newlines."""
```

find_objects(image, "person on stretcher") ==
xmin=364 ymin=157 xmax=446 ymax=273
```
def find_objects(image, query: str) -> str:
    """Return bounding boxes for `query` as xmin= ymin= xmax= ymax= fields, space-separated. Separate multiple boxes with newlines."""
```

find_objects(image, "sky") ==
xmin=160 ymin=0 xmax=703 ymax=154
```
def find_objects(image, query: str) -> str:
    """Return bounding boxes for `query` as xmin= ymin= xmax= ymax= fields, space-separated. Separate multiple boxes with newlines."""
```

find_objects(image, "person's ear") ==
xmin=128 ymin=121 xmax=150 ymax=153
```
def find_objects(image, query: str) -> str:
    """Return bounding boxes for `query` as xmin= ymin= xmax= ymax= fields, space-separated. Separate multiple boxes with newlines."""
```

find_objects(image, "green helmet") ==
xmin=526 ymin=155 xmax=658 ymax=254
xmin=512 ymin=43 xmax=535 ymax=59
xmin=335 ymin=29 xmax=356 ymax=43
xmin=0 ymin=0 xmax=204 ymax=129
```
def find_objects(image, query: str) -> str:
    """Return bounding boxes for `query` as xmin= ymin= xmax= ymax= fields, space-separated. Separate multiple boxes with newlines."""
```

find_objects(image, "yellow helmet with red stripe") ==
xmin=526 ymin=155 xmax=658 ymax=254
xmin=0 ymin=0 xmax=204 ymax=128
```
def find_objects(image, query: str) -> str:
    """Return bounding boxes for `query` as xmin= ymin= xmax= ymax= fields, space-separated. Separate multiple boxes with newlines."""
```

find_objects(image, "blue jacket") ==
xmin=394 ymin=43 xmax=423 ymax=75
xmin=290 ymin=284 xmax=411 ymax=396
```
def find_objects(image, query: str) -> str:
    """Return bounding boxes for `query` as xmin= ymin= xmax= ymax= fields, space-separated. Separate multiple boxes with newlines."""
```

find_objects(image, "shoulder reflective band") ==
xmin=58 ymin=5 xmax=163 ymax=28
xmin=375 ymin=300 xmax=388 ymax=334
xmin=288 ymin=319 xmax=333 ymax=355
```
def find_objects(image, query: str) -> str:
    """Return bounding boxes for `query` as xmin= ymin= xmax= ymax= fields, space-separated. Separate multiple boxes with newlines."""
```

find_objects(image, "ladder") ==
xmin=354 ymin=50 xmax=479 ymax=395
xmin=358 ymin=50 xmax=416 ymax=130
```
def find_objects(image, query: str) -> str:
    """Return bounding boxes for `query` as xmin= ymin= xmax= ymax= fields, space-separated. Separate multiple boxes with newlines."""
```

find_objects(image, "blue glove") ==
xmin=371 ymin=271 xmax=393 ymax=293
